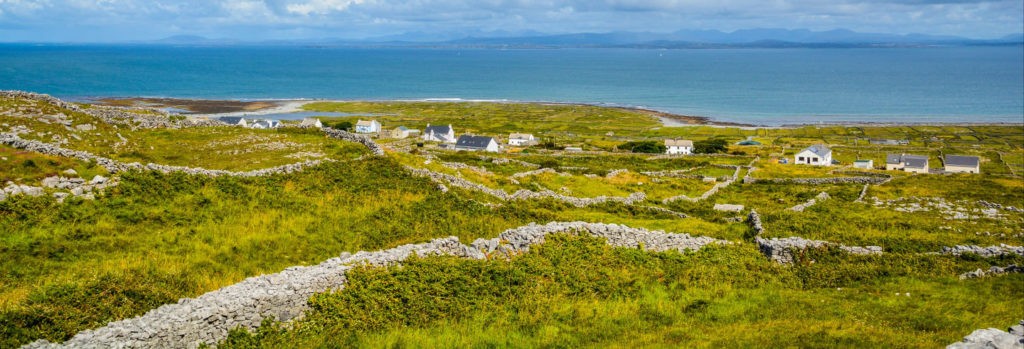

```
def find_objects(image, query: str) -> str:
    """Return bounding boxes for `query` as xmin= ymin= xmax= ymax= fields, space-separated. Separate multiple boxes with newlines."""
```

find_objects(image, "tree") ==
xmin=330 ymin=121 xmax=353 ymax=131
xmin=694 ymin=139 xmax=728 ymax=154
xmin=617 ymin=141 xmax=666 ymax=154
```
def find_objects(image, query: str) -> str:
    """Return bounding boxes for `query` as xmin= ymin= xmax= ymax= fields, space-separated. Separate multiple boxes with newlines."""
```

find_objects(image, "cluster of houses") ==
xmin=349 ymin=120 xmax=538 ymax=153
xmin=791 ymin=144 xmax=981 ymax=174
xmin=217 ymin=117 xmax=322 ymax=129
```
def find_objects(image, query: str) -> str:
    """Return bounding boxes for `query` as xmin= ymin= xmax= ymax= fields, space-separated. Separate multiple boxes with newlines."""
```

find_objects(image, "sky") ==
xmin=0 ymin=0 xmax=1021 ymax=42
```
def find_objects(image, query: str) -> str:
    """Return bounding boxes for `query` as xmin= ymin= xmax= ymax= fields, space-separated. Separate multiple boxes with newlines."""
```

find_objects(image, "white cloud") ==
xmin=0 ymin=0 xmax=1021 ymax=41
xmin=285 ymin=0 xmax=365 ymax=15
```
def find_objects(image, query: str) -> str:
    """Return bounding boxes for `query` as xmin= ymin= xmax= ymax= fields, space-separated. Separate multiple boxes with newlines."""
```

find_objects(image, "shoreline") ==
xmin=88 ymin=96 xmax=1024 ymax=128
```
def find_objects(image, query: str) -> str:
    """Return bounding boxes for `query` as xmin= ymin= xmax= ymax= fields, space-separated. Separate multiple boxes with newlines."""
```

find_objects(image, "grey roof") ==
xmin=886 ymin=153 xmax=928 ymax=168
xmin=945 ymin=155 xmax=980 ymax=167
xmin=396 ymin=126 xmax=409 ymax=131
xmin=455 ymin=135 xmax=495 ymax=149
xmin=904 ymin=156 xmax=928 ymax=169
xmin=801 ymin=144 xmax=831 ymax=158
xmin=425 ymin=124 xmax=452 ymax=135
xmin=886 ymin=153 xmax=902 ymax=164
xmin=218 ymin=117 xmax=245 ymax=125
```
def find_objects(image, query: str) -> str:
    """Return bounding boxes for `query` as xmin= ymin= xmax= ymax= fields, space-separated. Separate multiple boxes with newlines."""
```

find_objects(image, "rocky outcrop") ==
xmin=756 ymin=237 xmax=883 ymax=264
xmin=1 ymin=133 xmax=328 ymax=178
xmin=941 ymin=245 xmax=1024 ymax=258
xmin=1 ymin=90 xmax=192 ymax=129
xmin=947 ymin=320 xmax=1024 ymax=349
xmin=440 ymin=161 xmax=491 ymax=175
xmin=322 ymin=128 xmax=384 ymax=156
xmin=486 ymin=156 xmax=541 ymax=169
xmin=978 ymin=200 xmax=1024 ymax=213
xmin=788 ymin=192 xmax=830 ymax=212
xmin=510 ymin=168 xmax=566 ymax=179
xmin=23 ymin=221 xmax=724 ymax=349
xmin=959 ymin=265 xmax=1024 ymax=280
xmin=605 ymin=169 xmax=628 ymax=178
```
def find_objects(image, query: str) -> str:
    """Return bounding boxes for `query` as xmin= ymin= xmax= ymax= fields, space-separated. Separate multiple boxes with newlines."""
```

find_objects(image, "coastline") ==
xmin=88 ymin=96 xmax=1024 ymax=128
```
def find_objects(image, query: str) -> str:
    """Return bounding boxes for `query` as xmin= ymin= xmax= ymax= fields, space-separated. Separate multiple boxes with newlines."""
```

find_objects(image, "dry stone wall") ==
xmin=23 ymin=221 xmax=725 ymax=349
xmin=1 ymin=133 xmax=328 ymax=178
xmin=406 ymin=166 xmax=646 ymax=207
xmin=322 ymin=128 xmax=385 ymax=156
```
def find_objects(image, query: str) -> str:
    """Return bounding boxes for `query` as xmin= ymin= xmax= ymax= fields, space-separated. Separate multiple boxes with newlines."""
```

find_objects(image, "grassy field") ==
xmin=219 ymin=235 xmax=1024 ymax=348
xmin=1 ymin=96 xmax=1022 ymax=348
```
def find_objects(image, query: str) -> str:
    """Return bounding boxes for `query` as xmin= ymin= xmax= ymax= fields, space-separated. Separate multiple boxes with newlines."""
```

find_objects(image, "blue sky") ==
xmin=0 ymin=0 xmax=1021 ymax=42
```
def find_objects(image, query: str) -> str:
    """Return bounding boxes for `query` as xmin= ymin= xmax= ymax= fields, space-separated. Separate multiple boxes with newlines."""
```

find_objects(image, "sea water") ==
xmin=0 ymin=44 xmax=1021 ymax=125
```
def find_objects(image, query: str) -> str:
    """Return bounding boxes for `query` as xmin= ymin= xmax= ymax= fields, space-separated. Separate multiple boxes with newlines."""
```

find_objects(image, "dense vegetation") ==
xmin=1 ymin=96 xmax=1022 ymax=348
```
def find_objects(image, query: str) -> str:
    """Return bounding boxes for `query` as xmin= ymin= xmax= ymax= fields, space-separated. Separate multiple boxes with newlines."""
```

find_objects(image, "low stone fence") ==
xmin=959 ymin=265 xmax=1023 ymax=280
xmin=322 ymin=128 xmax=385 ymax=156
xmin=24 ymin=221 xmax=725 ymax=349
xmin=407 ymin=166 xmax=646 ymax=207
xmin=940 ymin=245 xmax=1024 ymax=258
xmin=747 ymin=210 xmax=764 ymax=236
xmin=1 ymin=133 xmax=327 ymax=177
xmin=755 ymin=237 xmax=883 ymax=264
xmin=744 ymin=176 xmax=890 ymax=185
xmin=788 ymin=192 xmax=830 ymax=212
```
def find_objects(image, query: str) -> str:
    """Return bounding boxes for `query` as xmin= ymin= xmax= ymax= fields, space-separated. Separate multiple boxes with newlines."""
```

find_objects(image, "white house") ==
xmin=250 ymin=119 xmax=280 ymax=129
xmin=423 ymin=124 xmax=457 ymax=143
xmin=665 ymin=139 xmax=694 ymax=155
xmin=355 ymin=119 xmax=381 ymax=134
xmin=508 ymin=133 xmax=537 ymax=147
xmin=853 ymin=159 xmax=874 ymax=169
xmin=218 ymin=117 xmax=248 ymax=127
xmin=885 ymin=153 xmax=929 ymax=174
xmin=944 ymin=155 xmax=981 ymax=174
xmin=794 ymin=145 xmax=832 ymax=166
xmin=454 ymin=135 xmax=500 ymax=152
xmin=299 ymin=118 xmax=323 ymax=128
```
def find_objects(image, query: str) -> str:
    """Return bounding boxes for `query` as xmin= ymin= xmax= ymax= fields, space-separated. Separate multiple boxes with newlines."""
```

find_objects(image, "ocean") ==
xmin=1 ymin=44 xmax=1021 ymax=125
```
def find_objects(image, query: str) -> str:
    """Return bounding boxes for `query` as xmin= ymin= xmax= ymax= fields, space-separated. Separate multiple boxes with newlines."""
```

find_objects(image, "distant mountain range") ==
xmin=148 ymin=29 xmax=1024 ymax=48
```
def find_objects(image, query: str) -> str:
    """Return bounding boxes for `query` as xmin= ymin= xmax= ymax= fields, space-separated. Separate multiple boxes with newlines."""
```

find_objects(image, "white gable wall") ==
xmin=794 ymin=149 xmax=832 ymax=166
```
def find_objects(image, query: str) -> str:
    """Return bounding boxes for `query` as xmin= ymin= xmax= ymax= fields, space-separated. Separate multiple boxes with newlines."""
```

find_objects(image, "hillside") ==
xmin=1 ymin=92 xmax=1022 ymax=348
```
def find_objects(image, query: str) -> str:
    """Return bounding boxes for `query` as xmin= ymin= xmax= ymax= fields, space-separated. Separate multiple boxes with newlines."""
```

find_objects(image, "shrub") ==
xmin=617 ymin=141 xmax=666 ymax=154
xmin=694 ymin=139 xmax=728 ymax=154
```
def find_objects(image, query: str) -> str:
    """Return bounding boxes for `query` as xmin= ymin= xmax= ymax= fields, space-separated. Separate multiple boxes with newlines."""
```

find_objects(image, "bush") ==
xmin=617 ymin=141 xmax=666 ymax=154
xmin=694 ymin=139 xmax=728 ymax=154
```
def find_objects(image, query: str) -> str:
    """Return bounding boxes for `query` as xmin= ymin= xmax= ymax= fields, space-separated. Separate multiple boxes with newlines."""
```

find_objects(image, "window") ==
xmin=798 ymin=157 xmax=805 ymax=161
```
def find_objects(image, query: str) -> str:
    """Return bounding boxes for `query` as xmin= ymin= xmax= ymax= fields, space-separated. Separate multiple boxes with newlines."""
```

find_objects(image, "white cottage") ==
xmin=944 ymin=155 xmax=981 ymax=174
xmin=218 ymin=117 xmax=248 ymax=127
xmin=507 ymin=133 xmax=537 ymax=147
xmin=355 ymin=119 xmax=381 ymax=134
xmin=299 ymin=118 xmax=323 ymax=128
xmin=886 ymin=153 xmax=929 ymax=174
xmin=794 ymin=145 xmax=832 ymax=166
xmin=423 ymin=124 xmax=457 ymax=143
xmin=665 ymin=139 xmax=694 ymax=155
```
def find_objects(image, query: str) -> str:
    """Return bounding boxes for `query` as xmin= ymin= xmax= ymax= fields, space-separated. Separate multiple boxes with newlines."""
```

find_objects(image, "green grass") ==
xmin=2 ymin=96 xmax=1023 ymax=348
xmin=305 ymin=101 xmax=662 ymax=141
xmin=218 ymin=235 xmax=1024 ymax=348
